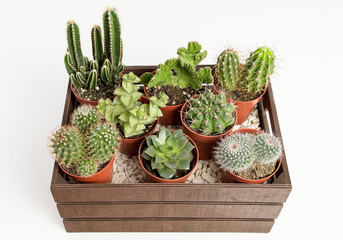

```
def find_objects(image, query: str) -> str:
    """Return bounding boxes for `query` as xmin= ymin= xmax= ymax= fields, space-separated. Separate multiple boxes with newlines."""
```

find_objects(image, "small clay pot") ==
xmin=71 ymin=83 xmax=115 ymax=107
xmin=138 ymin=129 xmax=199 ymax=183
xmin=213 ymin=83 xmax=268 ymax=125
xmin=219 ymin=128 xmax=282 ymax=184
xmin=180 ymin=100 xmax=237 ymax=160
xmin=58 ymin=155 xmax=115 ymax=183
xmin=119 ymin=118 xmax=159 ymax=156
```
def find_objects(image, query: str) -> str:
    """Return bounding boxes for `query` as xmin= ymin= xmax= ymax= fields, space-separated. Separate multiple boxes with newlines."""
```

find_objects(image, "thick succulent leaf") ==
xmin=158 ymin=127 xmax=171 ymax=142
xmin=150 ymin=135 xmax=165 ymax=148
xmin=155 ymin=153 xmax=168 ymax=163
xmin=140 ymin=72 xmax=153 ymax=86
xmin=120 ymin=95 xmax=132 ymax=106
xmin=166 ymin=135 xmax=177 ymax=147
xmin=118 ymin=111 xmax=130 ymax=123
xmin=132 ymin=92 xmax=142 ymax=102
xmin=157 ymin=166 xmax=176 ymax=179
xmin=166 ymin=151 xmax=178 ymax=160
xmin=114 ymin=87 xmax=128 ymax=96
xmin=144 ymin=146 xmax=158 ymax=157
xmin=177 ymin=150 xmax=190 ymax=160
xmin=176 ymin=159 xmax=191 ymax=170
xmin=173 ymin=129 xmax=184 ymax=139
xmin=196 ymin=67 xmax=213 ymax=84
xmin=105 ymin=105 xmax=125 ymax=122
xmin=140 ymin=151 xmax=152 ymax=161
xmin=146 ymin=136 xmax=153 ymax=147
xmin=183 ymin=142 xmax=195 ymax=152
xmin=122 ymin=80 xmax=134 ymax=93
xmin=129 ymin=114 xmax=139 ymax=128
xmin=175 ymin=137 xmax=188 ymax=151
xmin=163 ymin=159 xmax=178 ymax=170
xmin=151 ymin=159 xmax=164 ymax=169
xmin=148 ymin=59 xmax=177 ymax=87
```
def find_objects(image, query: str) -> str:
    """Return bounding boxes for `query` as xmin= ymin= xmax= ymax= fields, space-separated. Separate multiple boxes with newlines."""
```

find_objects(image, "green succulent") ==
xmin=70 ymin=105 xmax=101 ymax=133
xmin=141 ymin=127 xmax=195 ymax=179
xmin=97 ymin=72 xmax=169 ymax=138
xmin=141 ymin=41 xmax=213 ymax=91
xmin=185 ymin=91 xmax=235 ymax=135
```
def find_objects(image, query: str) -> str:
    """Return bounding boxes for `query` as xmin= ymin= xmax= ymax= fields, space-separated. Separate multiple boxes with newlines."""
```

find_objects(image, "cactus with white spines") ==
xmin=78 ymin=158 xmax=97 ymax=176
xmin=253 ymin=134 xmax=282 ymax=164
xmin=185 ymin=91 xmax=235 ymax=135
xmin=70 ymin=105 xmax=101 ymax=133
xmin=64 ymin=7 xmax=123 ymax=93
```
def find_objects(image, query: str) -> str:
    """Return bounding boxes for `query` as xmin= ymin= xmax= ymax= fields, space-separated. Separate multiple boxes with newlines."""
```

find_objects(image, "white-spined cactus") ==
xmin=70 ymin=105 xmax=101 ymax=133
xmin=254 ymin=134 xmax=282 ymax=164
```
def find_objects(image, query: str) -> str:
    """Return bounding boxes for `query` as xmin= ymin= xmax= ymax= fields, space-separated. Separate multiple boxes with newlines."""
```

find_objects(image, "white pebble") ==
xmin=129 ymin=176 xmax=137 ymax=183
xmin=192 ymin=178 xmax=204 ymax=184
xmin=202 ymin=172 xmax=217 ymax=183
xmin=210 ymin=162 xmax=219 ymax=172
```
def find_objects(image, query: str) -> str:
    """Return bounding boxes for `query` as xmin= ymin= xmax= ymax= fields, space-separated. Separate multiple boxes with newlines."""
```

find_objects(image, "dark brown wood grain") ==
xmin=63 ymin=218 xmax=274 ymax=232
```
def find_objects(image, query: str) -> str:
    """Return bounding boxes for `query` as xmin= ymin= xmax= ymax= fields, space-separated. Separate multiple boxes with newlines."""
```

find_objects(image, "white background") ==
xmin=1 ymin=0 xmax=342 ymax=239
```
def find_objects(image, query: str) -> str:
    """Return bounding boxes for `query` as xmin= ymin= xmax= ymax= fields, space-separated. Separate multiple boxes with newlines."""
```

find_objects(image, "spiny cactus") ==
xmin=214 ymin=49 xmax=240 ymax=91
xmin=49 ymin=126 xmax=85 ymax=167
xmin=240 ymin=47 xmax=275 ymax=92
xmin=254 ymin=134 xmax=282 ymax=164
xmin=141 ymin=41 xmax=213 ymax=91
xmin=214 ymin=133 xmax=254 ymax=171
xmin=70 ymin=105 xmax=101 ymax=133
xmin=97 ymin=72 xmax=169 ymax=138
xmin=87 ymin=123 xmax=120 ymax=164
xmin=78 ymin=158 xmax=97 ymax=176
xmin=64 ymin=7 xmax=123 ymax=93
xmin=185 ymin=91 xmax=235 ymax=135
xmin=141 ymin=127 xmax=195 ymax=179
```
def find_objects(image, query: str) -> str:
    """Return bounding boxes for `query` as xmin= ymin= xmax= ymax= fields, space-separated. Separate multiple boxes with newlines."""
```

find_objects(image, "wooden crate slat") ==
xmin=63 ymin=218 xmax=274 ymax=232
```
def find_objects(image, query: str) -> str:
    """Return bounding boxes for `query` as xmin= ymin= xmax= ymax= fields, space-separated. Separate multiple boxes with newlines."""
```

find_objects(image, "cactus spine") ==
xmin=253 ymin=134 xmax=282 ymax=164
xmin=78 ymin=158 xmax=97 ymax=176
xmin=70 ymin=105 xmax=100 ymax=133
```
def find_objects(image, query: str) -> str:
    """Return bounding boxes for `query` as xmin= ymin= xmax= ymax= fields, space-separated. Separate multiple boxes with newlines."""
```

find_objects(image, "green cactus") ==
xmin=70 ymin=105 xmax=101 ymax=133
xmin=49 ymin=126 xmax=85 ymax=168
xmin=185 ymin=91 xmax=235 ymax=135
xmin=97 ymin=72 xmax=169 ymax=138
xmin=214 ymin=49 xmax=240 ymax=91
xmin=253 ymin=134 xmax=282 ymax=164
xmin=87 ymin=123 xmax=120 ymax=164
xmin=64 ymin=7 xmax=123 ymax=94
xmin=142 ymin=41 xmax=213 ymax=91
xmin=240 ymin=47 xmax=275 ymax=92
xmin=214 ymin=133 xmax=254 ymax=171
xmin=141 ymin=127 xmax=195 ymax=179
xmin=77 ymin=158 xmax=97 ymax=176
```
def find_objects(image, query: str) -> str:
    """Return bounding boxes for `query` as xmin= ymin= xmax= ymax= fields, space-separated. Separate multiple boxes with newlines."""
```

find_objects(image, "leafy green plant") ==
xmin=141 ymin=41 xmax=213 ymax=91
xmin=215 ymin=46 xmax=275 ymax=93
xmin=185 ymin=91 xmax=235 ymax=135
xmin=141 ymin=127 xmax=195 ymax=179
xmin=64 ymin=7 xmax=123 ymax=91
xmin=97 ymin=72 xmax=169 ymax=138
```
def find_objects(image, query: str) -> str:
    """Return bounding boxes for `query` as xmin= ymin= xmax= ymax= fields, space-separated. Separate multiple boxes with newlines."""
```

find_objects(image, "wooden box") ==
xmin=50 ymin=66 xmax=292 ymax=232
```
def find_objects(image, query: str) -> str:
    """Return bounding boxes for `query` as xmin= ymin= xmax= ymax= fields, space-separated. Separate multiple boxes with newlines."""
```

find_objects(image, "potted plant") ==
xmin=214 ymin=128 xmax=282 ymax=184
xmin=48 ymin=105 xmax=120 ymax=183
xmin=97 ymin=72 xmax=169 ymax=156
xmin=64 ymin=7 xmax=123 ymax=106
xmin=180 ymin=90 xmax=236 ymax=160
xmin=140 ymin=41 xmax=213 ymax=125
xmin=138 ymin=127 xmax=199 ymax=183
xmin=213 ymin=47 xmax=275 ymax=124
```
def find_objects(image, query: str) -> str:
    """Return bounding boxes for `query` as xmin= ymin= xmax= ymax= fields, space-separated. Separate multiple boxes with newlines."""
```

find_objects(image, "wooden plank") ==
xmin=63 ymin=218 xmax=274 ymax=232
xmin=51 ymin=183 xmax=291 ymax=203
xmin=57 ymin=202 xmax=282 ymax=219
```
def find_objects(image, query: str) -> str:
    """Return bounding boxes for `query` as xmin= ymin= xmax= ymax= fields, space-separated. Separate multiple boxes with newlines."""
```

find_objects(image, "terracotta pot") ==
xmin=71 ymin=83 xmax=115 ymax=106
xmin=119 ymin=118 xmax=159 ymax=156
xmin=213 ymin=83 xmax=267 ymax=125
xmin=220 ymin=128 xmax=282 ymax=184
xmin=180 ymin=100 xmax=237 ymax=160
xmin=138 ymin=130 xmax=199 ymax=183
xmin=58 ymin=155 xmax=115 ymax=183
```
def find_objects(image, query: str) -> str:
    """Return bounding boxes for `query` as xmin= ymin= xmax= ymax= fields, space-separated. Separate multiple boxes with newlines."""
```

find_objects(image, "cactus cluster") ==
xmin=141 ymin=41 xmax=213 ymax=91
xmin=65 ymin=7 xmax=123 ymax=92
xmin=97 ymin=72 xmax=169 ymax=138
xmin=215 ymin=132 xmax=282 ymax=173
xmin=185 ymin=91 xmax=235 ymax=135
xmin=49 ymin=105 xmax=120 ymax=177
xmin=141 ymin=127 xmax=195 ymax=179
xmin=215 ymin=46 xmax=275 ymax=94
xmin=71 ymin=105 xmax=100 ymax=133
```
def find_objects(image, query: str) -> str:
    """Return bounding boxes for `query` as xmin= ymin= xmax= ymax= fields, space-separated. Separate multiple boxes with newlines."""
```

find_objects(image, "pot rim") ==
xmin=138 ymin=129 xmax=199 ymax=183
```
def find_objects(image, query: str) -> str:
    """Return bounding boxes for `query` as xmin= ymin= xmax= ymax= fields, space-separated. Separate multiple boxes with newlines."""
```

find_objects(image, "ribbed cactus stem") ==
xmin=240 ymin=47 xmax=275 ymax=92
xmin=67 ymin=20 xmax=84 ymax=71
xmin=103 ymin=7 xmax=122 ymax=70
xmin=254 ymin=134 xmax=282 ymax=164
xmin=215 ymin=49 xmax=239 ymax=91
xmin=91 ymin=25 xmax=104 ymax=66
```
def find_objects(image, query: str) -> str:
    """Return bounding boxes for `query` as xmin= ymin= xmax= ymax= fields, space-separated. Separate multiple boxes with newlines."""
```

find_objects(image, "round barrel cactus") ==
xmin=186 ymin=91 xmax=235 ymax=135
xmin=254 ymin=134 xmax=282 ymax=164
xmin=71 ymin=105 xmax=101 ymax=133
xmin=77 ymin=158 xmax=97 ymax=177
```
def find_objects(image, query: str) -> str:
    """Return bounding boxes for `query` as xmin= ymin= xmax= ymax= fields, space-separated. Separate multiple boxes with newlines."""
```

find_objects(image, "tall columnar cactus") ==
xmin=240 ymin=47 xmax=275 ymax=92
xmin=214 ymin=49 xmax=240 ymax=91
xmin=70 ymin=105 xmax=101 ymax=133
xmin=185 ymin=91 xmax=235 ymax=135
xmin=64 ymin=7 xmax=123 ymax=92
xmin=214 ymin=133 xmax=254 ymax=171
xmin=253 ymin=134 xmax=282 ymax=164
xmin=141 ymin=41 xmax=213 ymax=91
xmin=141 ymin=127 xmax=195 ymax=179
xmin=49 ymin=126 xmax=85 ymax=167
xmin=87 ymin=123 xmax=120 ymax=164
xmin=97 ymin=72 xmax=169 ymax=138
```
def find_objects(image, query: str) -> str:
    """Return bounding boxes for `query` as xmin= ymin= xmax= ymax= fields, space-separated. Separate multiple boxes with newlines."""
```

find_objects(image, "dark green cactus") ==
xmin=66 ymin=20 xmax=84 ymax=72
xmin=214 ymin=133 xmax=254 ymax=171
xmin=214 ymin=49 xmax=240 ymax=91
xmin=49 ymin=126 xmax=85 ymax=168
xmin=253 ymin=134 xmax=282 ymax=164
xmin=141 ymin=127 xmax=195 ymax=179
xmin=70 ymin=105 xmax=101 ymax=133
xmin=91 ymin=25 xmax=104 ymax=67
xmin=186 ymin=91 xmax=235 ymax=135
xmin=77 ymin=158 xmax=97 ymax=176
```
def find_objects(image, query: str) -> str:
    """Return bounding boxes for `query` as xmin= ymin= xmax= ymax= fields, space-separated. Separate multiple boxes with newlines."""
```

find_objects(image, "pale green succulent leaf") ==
xmin=176 ymin=159 xmax=191 ymax=170
xmin=157 ymin=166 xmax=176 ymax=179
xmin=163 ymin=159 xmax=178 ymax=169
